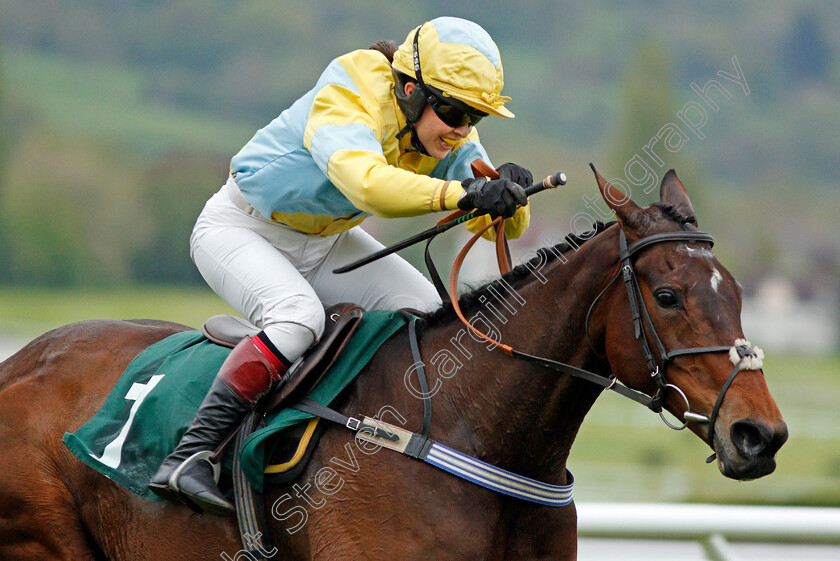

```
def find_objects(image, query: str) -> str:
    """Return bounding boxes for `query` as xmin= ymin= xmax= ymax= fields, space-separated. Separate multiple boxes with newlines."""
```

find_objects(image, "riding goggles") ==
xmin=425 ymin=87 xmax=487 ymax=128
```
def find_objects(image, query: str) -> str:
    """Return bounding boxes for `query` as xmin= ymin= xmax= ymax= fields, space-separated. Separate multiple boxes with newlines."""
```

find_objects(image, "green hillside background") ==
xmin=1 ymin=2 xmax=839 ymax=507
xmin=1 ymin=1 xmax=838 ymax=288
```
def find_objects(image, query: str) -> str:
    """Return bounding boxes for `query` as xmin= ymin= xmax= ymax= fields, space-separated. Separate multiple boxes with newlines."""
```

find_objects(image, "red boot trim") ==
xmin=218 ymin=337 xmax=288 ymax=403
xmin=252 ymin=333 xmax=291 ymax=377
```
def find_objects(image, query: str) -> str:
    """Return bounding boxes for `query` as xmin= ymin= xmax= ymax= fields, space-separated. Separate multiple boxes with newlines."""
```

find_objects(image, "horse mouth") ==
xmin=718 ymin=451 xmax=778 ymax=481
xmin=715 ymin=419 xmax=788 ymax=481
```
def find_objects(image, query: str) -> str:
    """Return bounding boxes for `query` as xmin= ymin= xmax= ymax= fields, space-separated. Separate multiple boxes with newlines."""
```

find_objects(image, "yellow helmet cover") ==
xmin=392 ymin=17 xmax=513 ymax=118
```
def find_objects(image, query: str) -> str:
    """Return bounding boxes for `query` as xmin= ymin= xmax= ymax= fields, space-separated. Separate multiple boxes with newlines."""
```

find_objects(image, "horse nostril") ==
xmin=730 ymin=419 xmax=773 ymax=458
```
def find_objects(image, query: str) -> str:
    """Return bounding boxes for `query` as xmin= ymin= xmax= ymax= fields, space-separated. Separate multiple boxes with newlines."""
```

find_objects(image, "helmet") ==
xmin=391 ymin=17 xmax=513 ymax=120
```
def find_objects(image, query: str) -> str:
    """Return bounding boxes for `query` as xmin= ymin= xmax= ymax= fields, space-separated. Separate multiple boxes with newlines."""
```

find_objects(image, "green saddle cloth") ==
xmin=62 ymin=310 xmax=406 ymax=500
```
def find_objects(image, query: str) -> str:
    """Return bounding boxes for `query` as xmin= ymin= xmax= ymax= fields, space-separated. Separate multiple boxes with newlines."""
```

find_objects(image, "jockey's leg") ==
xmin=150 ymin=185 xmax=328 ymax=514
xmin=149 ymin=332 xmax=290 ymax=515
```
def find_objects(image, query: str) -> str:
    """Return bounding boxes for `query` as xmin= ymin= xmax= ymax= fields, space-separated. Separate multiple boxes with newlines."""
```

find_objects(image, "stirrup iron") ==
xmin=167 ymin=450 xmax=221 ymax=493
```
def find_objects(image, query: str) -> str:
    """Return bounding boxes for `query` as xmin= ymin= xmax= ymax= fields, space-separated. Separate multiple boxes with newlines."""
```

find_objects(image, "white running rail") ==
xmin=576 ymin=503 xmax=840 ymax=561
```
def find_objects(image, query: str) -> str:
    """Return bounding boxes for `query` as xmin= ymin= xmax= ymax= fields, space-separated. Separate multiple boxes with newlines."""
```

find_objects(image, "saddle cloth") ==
xmin=62 ymin=310 xmax=407 ymax=500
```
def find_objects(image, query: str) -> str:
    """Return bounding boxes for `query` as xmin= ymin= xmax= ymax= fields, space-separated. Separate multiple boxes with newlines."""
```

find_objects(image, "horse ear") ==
xmin=589 ymin=163 xmax=643 ymax=228
xmin=659 ymin=169 xmax=697 ymax=224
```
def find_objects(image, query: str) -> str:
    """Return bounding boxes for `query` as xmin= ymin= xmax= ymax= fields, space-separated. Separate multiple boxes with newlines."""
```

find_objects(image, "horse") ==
xmin=0 ymin=169 xmax=787 ymax=560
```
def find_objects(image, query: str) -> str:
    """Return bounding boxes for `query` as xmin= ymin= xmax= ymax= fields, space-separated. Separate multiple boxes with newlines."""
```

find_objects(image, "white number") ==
xmin=91 ymin=374 xmax=165 ymax=469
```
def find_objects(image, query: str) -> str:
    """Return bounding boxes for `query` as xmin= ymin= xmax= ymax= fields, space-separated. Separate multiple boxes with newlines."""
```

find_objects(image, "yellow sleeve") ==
xmin=328 ymin=149 xmax=463 ymax=217
xmin=464 ymin=203 xmax=530 ymax=241
xmin=304 ymin=82 xmax=463 ymax=217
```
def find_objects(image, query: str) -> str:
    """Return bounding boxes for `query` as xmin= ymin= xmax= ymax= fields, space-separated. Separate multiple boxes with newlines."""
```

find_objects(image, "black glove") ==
xmin=458 ymin=177 xmax=527 ymax=219
xmin=497 ymin=162 xmax=533 ymax=189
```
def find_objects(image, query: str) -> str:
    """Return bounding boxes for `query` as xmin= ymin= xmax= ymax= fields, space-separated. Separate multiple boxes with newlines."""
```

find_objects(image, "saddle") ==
xmin=202 ymin=303 xmax=364 ymax=480
xmin=202 ymin=302 xmax=365 ymax=415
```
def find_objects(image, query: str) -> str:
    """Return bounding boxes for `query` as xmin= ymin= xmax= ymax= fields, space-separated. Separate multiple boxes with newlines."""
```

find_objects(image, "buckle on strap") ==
xmin=346 ymin=417 xmax=361 ymax=431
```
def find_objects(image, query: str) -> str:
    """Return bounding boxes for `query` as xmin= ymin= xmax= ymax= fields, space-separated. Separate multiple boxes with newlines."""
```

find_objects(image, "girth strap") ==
xmin=295 ymin=400 xmax=575 ymax=506
xmin=289 ymin=312 xmax=431 ymax=448
xmin=290 ymin=398 xmax=398 ymax=442
xmin=232 ymin=412 xmax=274 ymax=560
xmin=287 ymin=320 xmax=574 ymax=506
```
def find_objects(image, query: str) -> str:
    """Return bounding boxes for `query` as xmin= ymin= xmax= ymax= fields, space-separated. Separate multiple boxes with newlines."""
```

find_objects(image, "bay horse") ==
xmin=0 ymin=169 xmax=787 ymax=560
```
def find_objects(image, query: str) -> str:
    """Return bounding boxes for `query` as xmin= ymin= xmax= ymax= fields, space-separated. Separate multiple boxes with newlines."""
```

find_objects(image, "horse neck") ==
xmin=417 ymin=228 xmax=621 ymax=475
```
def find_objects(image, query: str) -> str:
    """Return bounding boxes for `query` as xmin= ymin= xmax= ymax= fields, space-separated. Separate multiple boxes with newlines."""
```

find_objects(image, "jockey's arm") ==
xmin=305 ymin=82 xmax=529 ymax=238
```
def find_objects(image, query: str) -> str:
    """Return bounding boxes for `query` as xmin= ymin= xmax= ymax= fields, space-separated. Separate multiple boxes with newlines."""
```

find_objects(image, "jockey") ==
xmin=149 ymin=16 xmax=533 ymax=515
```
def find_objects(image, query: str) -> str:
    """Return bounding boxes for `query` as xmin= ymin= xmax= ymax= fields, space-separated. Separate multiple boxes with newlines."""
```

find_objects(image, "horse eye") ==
xmin=654 ymin=288 xmax=681 ymax=309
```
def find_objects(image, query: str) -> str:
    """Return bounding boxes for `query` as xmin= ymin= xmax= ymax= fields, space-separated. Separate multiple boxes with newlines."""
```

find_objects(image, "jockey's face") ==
xmin=404 ymin=82 xmax=471 ymax=159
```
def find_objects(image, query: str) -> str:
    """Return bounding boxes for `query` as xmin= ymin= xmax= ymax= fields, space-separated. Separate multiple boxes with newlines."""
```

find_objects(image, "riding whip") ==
xmin=333 ymin=168 xmax=567 ymax=274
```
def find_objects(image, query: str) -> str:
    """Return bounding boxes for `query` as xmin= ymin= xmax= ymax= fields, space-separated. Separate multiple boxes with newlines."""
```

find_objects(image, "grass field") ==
xmin=0 ymin=286 xmax=837 ymax=506
xmin=0 ymin=286 xmax=237 ymax=336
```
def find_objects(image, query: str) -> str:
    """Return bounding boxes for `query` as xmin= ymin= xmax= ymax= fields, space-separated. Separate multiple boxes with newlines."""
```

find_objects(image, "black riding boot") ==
xmin=148 ymin=376 xmax=247 ymax=515
xmin=149 ymin=333 xmax=289 ymax=516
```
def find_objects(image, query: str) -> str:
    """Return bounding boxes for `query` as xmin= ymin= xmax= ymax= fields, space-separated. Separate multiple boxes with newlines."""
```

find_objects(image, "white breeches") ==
xmin=190 ymin=176 xmax=441 ymax=362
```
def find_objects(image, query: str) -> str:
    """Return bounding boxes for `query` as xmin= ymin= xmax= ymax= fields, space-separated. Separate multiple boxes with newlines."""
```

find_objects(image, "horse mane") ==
xmin=423 ymin=221 xmax=615 ymax=324
xmin=421 ymin=199 xmax=700 ymax=324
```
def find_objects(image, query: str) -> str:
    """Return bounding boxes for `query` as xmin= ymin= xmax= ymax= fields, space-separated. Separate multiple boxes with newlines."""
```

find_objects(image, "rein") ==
xmin=448 ymin=222 xmax=764 ymax=462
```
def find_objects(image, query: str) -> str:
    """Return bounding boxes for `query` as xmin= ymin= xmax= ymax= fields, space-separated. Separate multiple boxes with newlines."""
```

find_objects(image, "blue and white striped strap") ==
xmin=286 ymin=400 xmax=575 ymax=507
xmin=425 ymin=442 xmax=574 ymax=507
xmin=350 ymin=416 xmax=574 ymax=507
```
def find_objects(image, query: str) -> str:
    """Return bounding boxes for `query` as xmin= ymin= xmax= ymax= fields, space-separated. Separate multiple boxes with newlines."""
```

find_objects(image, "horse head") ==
xmin=588 ymin=166 xmax=787 ymax=480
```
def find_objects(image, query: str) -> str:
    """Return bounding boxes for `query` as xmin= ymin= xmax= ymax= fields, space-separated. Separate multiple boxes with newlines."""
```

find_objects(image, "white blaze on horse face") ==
xmin=711 ymin=268 xmax=723 ymax=293
xmin=675 ymin=245 xmax=721 ymax=292
xmin=676 ymin=245 xmax=715 ymax=259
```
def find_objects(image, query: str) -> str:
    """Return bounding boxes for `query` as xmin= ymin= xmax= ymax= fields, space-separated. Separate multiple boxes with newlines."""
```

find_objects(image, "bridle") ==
xmin=599 ymin=228 xmax=762 ymax=460
xmin=449 ymin=221 xmax=764 ymax=462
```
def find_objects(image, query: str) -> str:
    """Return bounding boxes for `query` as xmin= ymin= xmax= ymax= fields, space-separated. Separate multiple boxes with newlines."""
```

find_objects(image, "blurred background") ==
xmin=1 ymin=0 xmax=838 ymax=520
